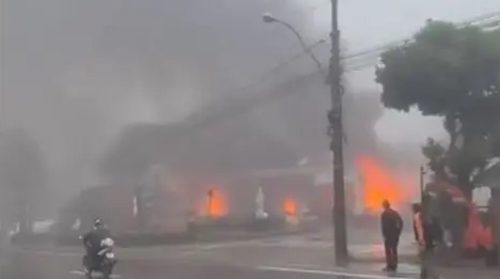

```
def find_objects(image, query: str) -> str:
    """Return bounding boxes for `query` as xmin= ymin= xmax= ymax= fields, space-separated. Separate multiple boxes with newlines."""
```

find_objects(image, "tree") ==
xmin=0 ymin=130 xmax=48 ymax=233
xmin=422 ymin=138 xmax=446 ymax=179
xmin=376 ymin=21 xmax=500 ymax=194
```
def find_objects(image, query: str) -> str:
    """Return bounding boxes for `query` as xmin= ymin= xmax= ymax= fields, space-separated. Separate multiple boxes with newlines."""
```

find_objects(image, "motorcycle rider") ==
xmin=82 ymin=218 xmax=111 ymax=270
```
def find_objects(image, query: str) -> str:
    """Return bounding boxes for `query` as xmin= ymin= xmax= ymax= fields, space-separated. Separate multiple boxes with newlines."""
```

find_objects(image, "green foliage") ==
xmin=422 ymin=138 xmax=447 ymax=179
xmin=422 ymin=138 xmax=445 ymax=160
xmin=377 ymin=21 xmax=500 ymax=192
xmin=377 ymin=21 xmax=500 ymax=116
xmin=422 ymin=138 xmax=445 ymax=164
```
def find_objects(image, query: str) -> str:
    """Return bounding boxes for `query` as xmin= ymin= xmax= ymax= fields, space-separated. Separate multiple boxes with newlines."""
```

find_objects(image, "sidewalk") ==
xmin=305 ymin=227 xmax=417 ymax=262
xmin=12 ymin=227 xmax=500 ymax=279
xmin=349 ymin=248 xmax=500 ymax=279
xmin=279 ymin=228 xmax=500 ymax=279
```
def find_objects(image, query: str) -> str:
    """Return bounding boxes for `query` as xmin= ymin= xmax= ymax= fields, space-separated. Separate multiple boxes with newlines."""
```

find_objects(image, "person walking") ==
xmin=381 ymin=200 xmax=403 ymax=272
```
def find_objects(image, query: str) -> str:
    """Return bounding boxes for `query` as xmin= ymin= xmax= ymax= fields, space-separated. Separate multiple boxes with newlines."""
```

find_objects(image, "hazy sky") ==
xmin=1 ymin=0 xmax=315 ymax=195
xmin=3 ymin=0 xmax=499 ymax=181
xmin=2 ymin=0 xmax=499 ymax=213
xmin=296 ymin=0 xmax=500 ymax=144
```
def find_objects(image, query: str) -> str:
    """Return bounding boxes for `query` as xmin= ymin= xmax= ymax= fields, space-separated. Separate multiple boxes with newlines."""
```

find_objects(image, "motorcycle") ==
xmin=82 ymin=236 xmax=117 ymax=279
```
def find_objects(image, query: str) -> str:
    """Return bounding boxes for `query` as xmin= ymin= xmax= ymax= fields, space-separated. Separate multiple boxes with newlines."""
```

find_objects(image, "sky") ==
xmin=2 ymin=0 xmax=499 ymax=198
xmin=294 ymin=0 xmax=500 ymax=144
xmin=1 ymin=0 xmax=319 ymax=201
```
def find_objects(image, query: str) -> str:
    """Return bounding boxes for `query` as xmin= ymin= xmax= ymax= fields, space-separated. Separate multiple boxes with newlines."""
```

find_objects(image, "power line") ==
xmin=343 ymin=12 xmax=500 ymax=71
xmin=340 ymin=11 xmax=500 ymax=67
xmin=186 ymin=39 xmax=327 ymax=124
xmin=253 ymin=11 xmax=500 ymax=96
xmin=200 ymin=10 xmax=499 ymax=116
xmin=188 ymin=70 xmax=321 ymax=129
xmin=186 ymin=11 xmax=500 ymax=129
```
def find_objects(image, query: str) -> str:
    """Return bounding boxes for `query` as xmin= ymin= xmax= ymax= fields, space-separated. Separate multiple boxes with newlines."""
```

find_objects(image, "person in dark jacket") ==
xmin=82 ymin=218 xmax=111 ymax=270
xmin=381 ymin=200 xmax=403 ymax=272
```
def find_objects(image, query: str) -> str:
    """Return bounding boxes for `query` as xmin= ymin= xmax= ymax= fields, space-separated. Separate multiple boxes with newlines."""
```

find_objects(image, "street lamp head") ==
xmin=262 ymin=13 xmax=277 ymax=23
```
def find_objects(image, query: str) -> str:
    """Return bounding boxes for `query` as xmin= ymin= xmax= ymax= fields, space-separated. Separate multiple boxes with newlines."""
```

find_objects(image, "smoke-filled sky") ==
xmin=301 ymin=0 xmax=500 ymax=144
xmin=2 ymin=0 xmax=499 ymax=202
xmin=2 ymin=0 xmax=309 ymax=180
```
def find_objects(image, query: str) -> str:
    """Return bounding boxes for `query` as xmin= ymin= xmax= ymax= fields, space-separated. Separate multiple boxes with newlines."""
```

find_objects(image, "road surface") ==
xmin=2 ymin=232 xmax=421 ymax=279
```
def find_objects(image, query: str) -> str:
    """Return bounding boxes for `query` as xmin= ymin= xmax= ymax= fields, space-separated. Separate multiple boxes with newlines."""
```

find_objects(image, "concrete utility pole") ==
xmin=328 ymin=0 xmax=348 ymax=265
xmin=263 ymin=1 xmax=348 ymax=265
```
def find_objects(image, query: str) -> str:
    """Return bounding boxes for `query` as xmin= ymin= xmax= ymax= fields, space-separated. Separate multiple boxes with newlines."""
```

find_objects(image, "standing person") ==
xmin=412 ymin=203 xmax=422 ymax=242
xmin=417 ymin=195 xmax=442 ymax=279
xmin=381 ymin=200 xmax=404 ymax=272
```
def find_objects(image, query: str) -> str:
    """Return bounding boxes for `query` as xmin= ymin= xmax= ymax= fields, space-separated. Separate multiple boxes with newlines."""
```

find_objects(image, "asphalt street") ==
xmin=1 ymin=232 xmax=421 ymax=279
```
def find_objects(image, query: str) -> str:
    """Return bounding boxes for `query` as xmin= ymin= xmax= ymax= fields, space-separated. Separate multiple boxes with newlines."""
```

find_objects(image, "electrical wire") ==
xmin=186 ymin=11 xmax=500 ymax=128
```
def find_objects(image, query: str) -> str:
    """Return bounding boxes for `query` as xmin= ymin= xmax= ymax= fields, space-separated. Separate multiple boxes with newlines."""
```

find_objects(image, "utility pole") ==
xmin=420 ymin=165 xmax=426 ymax=202
xmin=328 ymin=0 xmax=348 ymax=265
xmin=262 ymin=1 xmax=347 ymax=265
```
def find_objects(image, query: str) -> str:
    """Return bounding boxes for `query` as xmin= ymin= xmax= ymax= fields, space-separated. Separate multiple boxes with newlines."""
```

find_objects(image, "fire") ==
xmin=356 ymin=156 xmax=407 ymax=214
xmin=199 ymin=187 xmax=228 ymax=218
xmin=283 ymin=197 xmax=298 ymax=216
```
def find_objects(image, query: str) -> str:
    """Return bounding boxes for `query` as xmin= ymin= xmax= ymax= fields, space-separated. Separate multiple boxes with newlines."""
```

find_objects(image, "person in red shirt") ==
xmin=412 ymin=203 xmax=423 ymax=243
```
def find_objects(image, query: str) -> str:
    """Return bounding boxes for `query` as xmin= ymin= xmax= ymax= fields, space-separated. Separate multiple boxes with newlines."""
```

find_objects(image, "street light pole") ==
xmin=328 ymin=0 xmax=348 ymax=265
xmin=274 ymin=20 xmax=325 ymax=75
xmin=262 ymin=13 xmax=325 ymax=75
xmin=263 ymin=2 xmax=348 ymax=264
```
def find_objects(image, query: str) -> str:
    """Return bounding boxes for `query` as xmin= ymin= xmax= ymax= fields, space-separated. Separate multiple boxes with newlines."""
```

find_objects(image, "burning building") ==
xmin=60 ymin=57 xmax=389 ymax=233
xmin=356 ymin=155 xmax=412 ymax=214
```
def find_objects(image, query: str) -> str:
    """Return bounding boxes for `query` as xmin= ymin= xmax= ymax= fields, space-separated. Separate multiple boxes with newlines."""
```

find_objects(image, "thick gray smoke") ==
xmin=1 ymin=0 xmax=321 ymax=213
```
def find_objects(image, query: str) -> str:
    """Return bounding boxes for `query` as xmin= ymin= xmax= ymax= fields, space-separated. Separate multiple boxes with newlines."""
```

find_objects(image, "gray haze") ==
xmin=2 ymin=0 xmax=498 ymax=217
xmin=2 ymin=0 xmax=317 ymax=210
xmin=315 ymin=0 xmax=500 ymax=144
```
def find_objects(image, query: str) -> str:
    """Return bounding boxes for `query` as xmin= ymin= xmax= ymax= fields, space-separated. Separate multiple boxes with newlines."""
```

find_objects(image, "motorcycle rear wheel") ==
xmin=101 ymin=262 xmax=113 ymax=279
xmin=102 ymin=270 xmax=111 ymax=279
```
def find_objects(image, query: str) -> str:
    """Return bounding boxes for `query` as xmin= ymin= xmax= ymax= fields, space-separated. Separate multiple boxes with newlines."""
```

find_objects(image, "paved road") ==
xmin=2 ymin=231 xmax=498 ymax=279
xmin=2 ymin=232 xmax=420 ymax=279
xmin=2 ymin=252 xmax=415 ymax=279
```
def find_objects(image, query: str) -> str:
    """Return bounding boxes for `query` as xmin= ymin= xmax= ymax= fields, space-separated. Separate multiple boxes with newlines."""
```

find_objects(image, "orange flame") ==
xmin=356 ymin=156 xmax=407 ymax=214
xmin=199 ymin=187 xmax=228 ymax=218
xmin=283 ymin=197 xmax=298 ymax=216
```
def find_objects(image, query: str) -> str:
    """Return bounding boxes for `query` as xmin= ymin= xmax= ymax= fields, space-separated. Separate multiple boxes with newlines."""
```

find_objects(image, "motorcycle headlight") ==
xmin=101 ymin=238 xmax=114 ymax=247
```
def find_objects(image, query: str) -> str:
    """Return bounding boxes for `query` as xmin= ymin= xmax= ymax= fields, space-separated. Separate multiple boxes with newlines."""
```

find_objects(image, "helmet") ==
xmin=94 ymin=218 xmax=103 ymax=228
xmin=101 ymin=237 xmax=114 ymax=247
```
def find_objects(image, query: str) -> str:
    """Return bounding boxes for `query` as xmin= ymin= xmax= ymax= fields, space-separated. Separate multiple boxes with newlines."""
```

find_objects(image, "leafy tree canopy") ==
xmin=377 ymin=21 xmax=500 ymax=192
